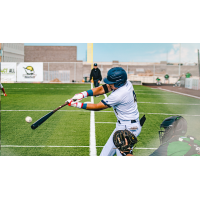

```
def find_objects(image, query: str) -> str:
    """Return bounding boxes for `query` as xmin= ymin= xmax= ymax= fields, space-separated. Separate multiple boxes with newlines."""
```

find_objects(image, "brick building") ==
xmin=24 ymin=45 xmax=200 ymax=83
xmin=0 ymin=43 xmax=2 ymax=62
xmin=24 ymin=46 xmax=78 ymax=62
xmin=25 ymin=46 xmax=83 ymax=82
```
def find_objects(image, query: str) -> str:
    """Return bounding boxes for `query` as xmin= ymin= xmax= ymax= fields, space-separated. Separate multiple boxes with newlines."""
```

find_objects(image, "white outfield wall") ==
xmin=1 ymin=62 xmax=17 ymax=82
xmin=185 ymin=78 xmax=200 ymax=90
xmin=1 ymin=62 xmax=43 ymax=83
xmin=17 ymin=62 xmax=43 ymax=82
xmin=1 ymin=62 xmax=200 ymax=88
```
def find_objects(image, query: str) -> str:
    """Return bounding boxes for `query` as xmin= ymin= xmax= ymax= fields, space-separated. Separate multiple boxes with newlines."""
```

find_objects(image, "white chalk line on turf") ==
xmin=5 ymin=88 xmax=175 ymax=95
xmin=139 ymin=113 xmax=200 ymax=116
xmin=134 ymin=93 xmax=175 ymax=95
xmin=1 ymin=110 xmax=200 ymax=116
xmin=6 ymin=88 xmax=152 ymax=91
xmin=5 ymin=86 xmax=90 ymax=89
xmin=96 ymin=122 xmax=116 ymax=124
xmin=1 ymin=145 xmax=156 ymax=150
xmin=90 ymin=83 xmax=97 ymax=156
xmin=156 ymin=88 xmax=200 ymax=99
xmin=1 ymin=110 xmax=89 ymax=112
xmin=96 ymin=112 xmax=200 ymax=117
xmin=138 ymin=102 xmax=200 ymax=105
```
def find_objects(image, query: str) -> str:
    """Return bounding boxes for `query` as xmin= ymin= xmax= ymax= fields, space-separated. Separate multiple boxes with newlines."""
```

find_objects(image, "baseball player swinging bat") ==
xmin=31 ymin=102 xmax=69 ymax=130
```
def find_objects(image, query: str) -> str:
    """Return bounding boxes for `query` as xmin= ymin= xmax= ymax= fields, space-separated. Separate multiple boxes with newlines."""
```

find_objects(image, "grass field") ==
xmin=1 ymin=83 xmax=200 ymax=156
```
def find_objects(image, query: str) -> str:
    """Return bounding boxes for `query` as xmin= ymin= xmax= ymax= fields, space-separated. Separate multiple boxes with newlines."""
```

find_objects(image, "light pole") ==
xmin=179 ymin=43 xmax=181 ymax=76
xmin=198 ymin=49 xmax=200 ymax=78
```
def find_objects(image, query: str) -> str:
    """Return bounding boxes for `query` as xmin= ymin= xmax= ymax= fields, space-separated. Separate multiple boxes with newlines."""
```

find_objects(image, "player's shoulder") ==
xmin=119 ymin=80 xmax=133 ymax=92
xmin=112 ymin=81 xmax=132 ymax=98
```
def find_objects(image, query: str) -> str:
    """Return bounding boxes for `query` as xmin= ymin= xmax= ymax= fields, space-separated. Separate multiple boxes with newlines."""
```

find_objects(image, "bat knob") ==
xmin=31 ymin=124 xmax=36 ymax=129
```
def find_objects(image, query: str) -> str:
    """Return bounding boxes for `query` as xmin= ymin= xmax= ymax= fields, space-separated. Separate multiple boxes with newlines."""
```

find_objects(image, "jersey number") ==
xmin=133 ymin=91 xmax=137 ymax=102
xmin=114 ymin=108 xmax=118 ymax=115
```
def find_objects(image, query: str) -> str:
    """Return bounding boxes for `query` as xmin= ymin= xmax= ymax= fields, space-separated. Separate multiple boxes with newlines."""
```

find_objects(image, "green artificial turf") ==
xmin=1 ymin=83 xmax=200 ymax=156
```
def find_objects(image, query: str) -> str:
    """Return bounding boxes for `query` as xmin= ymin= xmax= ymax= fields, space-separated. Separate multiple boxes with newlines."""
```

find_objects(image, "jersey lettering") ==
xmin=114 ymin=108 xmax=118 ymax=115
xmin=133 ymin=91 xmax=137 ymax=102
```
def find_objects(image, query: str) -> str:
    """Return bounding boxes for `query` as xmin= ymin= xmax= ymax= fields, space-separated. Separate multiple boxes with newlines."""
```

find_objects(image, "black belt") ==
xmin=118 ymin=120 xmax=136 ymax=124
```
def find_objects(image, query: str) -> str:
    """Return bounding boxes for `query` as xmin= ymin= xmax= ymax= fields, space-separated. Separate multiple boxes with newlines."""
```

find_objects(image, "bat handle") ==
xmin=53 ymin=102 xmax=68 ymax=113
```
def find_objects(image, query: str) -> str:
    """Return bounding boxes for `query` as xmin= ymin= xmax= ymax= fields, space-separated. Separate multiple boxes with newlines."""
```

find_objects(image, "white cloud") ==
xmin=151 ymin=44 xmax=200 ymax=63
xmin=173 ymin=43 xmax=180 ymax=51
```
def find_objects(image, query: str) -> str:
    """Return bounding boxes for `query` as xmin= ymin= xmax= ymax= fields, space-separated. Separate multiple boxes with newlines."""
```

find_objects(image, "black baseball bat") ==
xmin=31 ymin=102 xmax=68 ymax=130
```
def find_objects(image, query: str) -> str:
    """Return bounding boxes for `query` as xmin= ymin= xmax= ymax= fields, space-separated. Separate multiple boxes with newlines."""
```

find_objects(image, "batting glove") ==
xmin=71 ymin=91 xmax=88 ymax=102
xmin=68 ymin=100 xmax=83 ymax=108
xmin=66 ymin=99 xmax=73 ymax=104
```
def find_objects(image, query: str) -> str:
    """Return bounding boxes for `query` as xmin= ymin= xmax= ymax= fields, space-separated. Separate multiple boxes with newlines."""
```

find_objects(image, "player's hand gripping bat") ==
xmin=31 ymin=102 xmax=69 ymax=130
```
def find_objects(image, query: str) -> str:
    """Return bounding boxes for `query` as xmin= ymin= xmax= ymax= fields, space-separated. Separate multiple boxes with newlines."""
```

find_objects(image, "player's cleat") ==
xmin=4 ymin=93 xmax=7 ymax=96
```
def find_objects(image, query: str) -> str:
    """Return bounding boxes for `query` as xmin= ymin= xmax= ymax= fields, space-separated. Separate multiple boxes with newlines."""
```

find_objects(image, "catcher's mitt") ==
xmin=113 ymin=130 xmax=138 ymax=156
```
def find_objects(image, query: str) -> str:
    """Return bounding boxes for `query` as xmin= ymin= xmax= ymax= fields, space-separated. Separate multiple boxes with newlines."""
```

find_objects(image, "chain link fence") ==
xmin=2 ymin=61 xmax=198 ymax=85
xmin=43 ymin=62 xmax=199 ymax=85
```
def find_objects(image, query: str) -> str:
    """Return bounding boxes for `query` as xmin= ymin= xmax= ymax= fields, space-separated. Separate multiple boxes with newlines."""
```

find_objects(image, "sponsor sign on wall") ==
xmin=17 ymin=62 xmax=43 ymax=82
xmin=1 ymin=62 xmax=17 ymax=82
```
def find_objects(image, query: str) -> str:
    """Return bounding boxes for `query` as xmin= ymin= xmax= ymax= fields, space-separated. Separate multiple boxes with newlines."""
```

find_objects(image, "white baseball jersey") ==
xmin=100 ymin=80 xmax=142 ymax=156
xmin=101 ymin=80 xmax=139 ymax=121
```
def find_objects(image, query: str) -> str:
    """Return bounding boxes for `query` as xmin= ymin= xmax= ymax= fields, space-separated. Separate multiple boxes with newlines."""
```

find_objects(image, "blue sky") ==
xmin=24 ymin=43 xmax=200 ymax=63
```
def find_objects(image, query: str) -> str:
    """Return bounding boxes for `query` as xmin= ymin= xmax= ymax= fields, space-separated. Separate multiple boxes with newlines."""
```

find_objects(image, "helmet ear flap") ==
xmin=114 ymin=82 xmax=121 ymax=88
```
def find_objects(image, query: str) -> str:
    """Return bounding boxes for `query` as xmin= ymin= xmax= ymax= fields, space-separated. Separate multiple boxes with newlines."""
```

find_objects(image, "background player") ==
xmin=66 ymin=67 xmax=142 ymax=156
xmin=1 ymin=83 xmax=7 ymax=96
xmin=156 ymin=77 xmax=161 ymax=85
xmin=90 ymin=63 xmax=102 ymax=88
xmin=150 ymin=116 xmax=200 ymax=156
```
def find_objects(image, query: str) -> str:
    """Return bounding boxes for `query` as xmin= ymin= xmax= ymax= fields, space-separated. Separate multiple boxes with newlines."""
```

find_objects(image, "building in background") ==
xmin=0 ymin=43 xmax=2 ymax=62
xmin=24 ymin=45 xmax=82 ymax=83
xmin=0 ymin=43 xmax=24 ymax=62
xmin=24 ymin=46 xmax=78 ymax=62
xmin=1 ymin=44 xmax=199 ymax=85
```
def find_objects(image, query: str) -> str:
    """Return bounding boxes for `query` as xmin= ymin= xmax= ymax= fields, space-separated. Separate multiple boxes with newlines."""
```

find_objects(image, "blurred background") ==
xmin=1 ymin=43 xmax=200 ymax=89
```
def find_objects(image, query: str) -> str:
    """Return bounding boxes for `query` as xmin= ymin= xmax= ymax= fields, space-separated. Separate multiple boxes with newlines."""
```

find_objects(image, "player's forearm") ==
xmin=85 ymin=102 xmax=107 ymax=110
xmin=66 ymin=85 xmax=110 ymax=105
xmin=68 ymin=101 xmax=108 ymax=111
xmin=84 ymin=85 xmax=109 ymax=97
xmin=91 ymin=86 xmax=105 ymax=96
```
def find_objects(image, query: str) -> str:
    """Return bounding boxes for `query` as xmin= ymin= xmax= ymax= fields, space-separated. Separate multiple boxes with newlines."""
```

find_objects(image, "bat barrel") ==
xmin=31 ymin=111 xmax=54 ymax=130
xmin=31 ymin=103 xmax=68 ymax=130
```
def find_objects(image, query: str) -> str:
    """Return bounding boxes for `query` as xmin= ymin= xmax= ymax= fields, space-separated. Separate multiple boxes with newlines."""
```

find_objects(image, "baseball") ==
xmin=25 ymin=116 xmax=32 ymax=123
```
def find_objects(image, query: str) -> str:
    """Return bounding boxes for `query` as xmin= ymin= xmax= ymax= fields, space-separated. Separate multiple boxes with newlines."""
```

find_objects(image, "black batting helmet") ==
xmin=159 ymin=116 xmax=187 ymax=144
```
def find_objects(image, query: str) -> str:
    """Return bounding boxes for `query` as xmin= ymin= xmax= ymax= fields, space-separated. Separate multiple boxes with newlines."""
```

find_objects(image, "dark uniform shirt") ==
xmin=90 ymin=68 xmax=102 ymax=81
